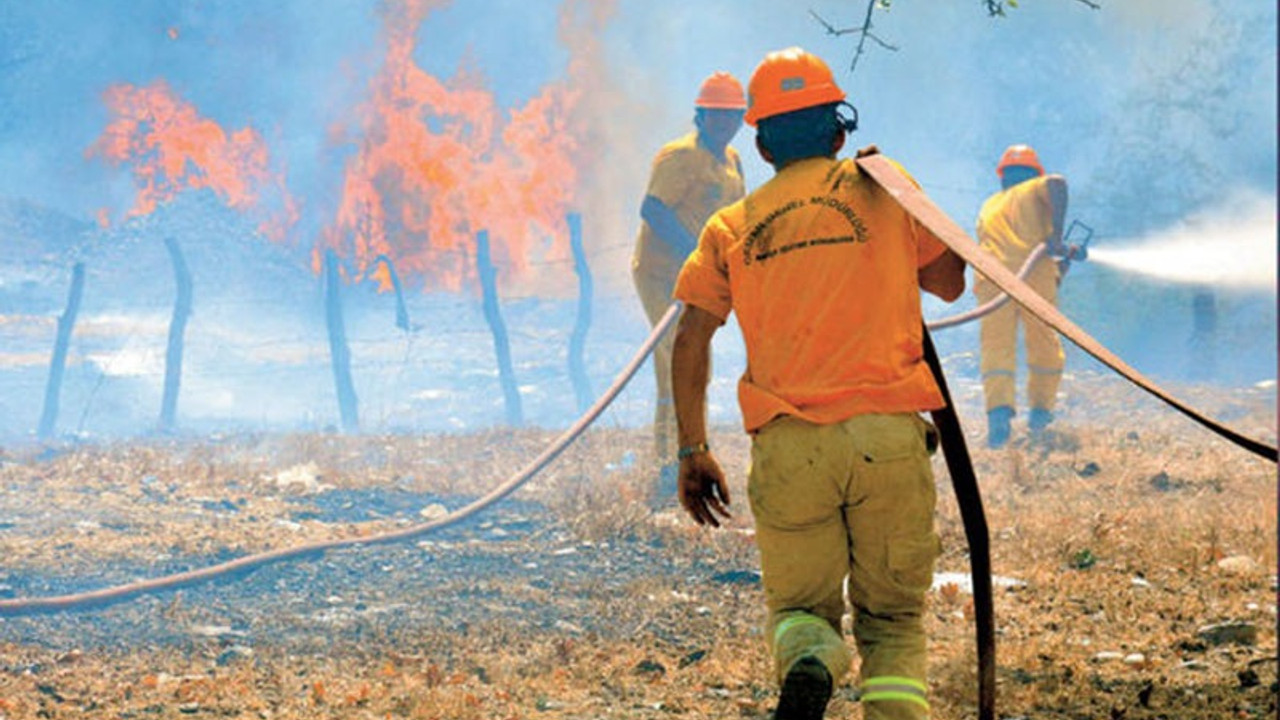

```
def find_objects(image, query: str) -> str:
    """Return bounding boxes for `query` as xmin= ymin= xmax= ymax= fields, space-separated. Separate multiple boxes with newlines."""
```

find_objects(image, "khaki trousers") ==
xmin=633 ymin=265 xmax=678 ymax=461
xmin=749 ymin=413 xmax=939 ymax=720
xmin=974 ymin=258 xmax=1064 ymax=412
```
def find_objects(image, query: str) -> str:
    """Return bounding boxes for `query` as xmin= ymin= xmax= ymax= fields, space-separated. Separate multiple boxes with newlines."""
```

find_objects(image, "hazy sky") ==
xmin=0 ymin=1 xmax=1274 ymax=434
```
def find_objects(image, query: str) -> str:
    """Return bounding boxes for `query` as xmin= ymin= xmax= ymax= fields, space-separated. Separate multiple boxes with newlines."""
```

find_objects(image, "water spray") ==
xmin=1086 ymin=198 xmax=1277 ymax=292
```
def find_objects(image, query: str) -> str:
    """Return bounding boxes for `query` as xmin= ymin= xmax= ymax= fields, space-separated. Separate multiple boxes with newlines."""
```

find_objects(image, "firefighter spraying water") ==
xmin=974 ymin=144 xmax=1087 ymax=448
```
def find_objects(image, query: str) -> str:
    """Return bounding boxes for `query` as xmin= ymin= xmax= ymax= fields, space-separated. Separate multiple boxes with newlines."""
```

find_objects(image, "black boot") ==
xmin=775 ymin=656 xmax=832 ymax=720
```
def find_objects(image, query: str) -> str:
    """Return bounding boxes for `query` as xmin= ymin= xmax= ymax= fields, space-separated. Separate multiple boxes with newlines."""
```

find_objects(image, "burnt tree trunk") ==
xmin=567 ymin=213 xmax=593 ymax=413
xmin=37 ymin=262 xmax=85 ymax=440
xmin=372 ymin=254 xmax=410 ymax=331
xmin=324 ymin=249 xmax=359 ymax=432
xmin=476 ymin=231 xmax=522 ymax=426
xmin=159 ymin=237 xmax=192 ymax=433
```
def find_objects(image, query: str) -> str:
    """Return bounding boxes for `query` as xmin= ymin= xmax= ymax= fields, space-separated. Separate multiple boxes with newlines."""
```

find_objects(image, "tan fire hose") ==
xmin=857 ymin=152 xmax=1278 ymax=720
xmin=0 ymin=304 xmax=682 ymax=617
xmin=858 ymin=154 xmax=1277 ymax=462
xmin=926 ymin=243 xmax=1049 ymax=330
xmin=6 ymin=162 xmax=1273 ymax=720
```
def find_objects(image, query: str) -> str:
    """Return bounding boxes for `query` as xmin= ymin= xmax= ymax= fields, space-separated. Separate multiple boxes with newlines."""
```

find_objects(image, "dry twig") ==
xmin=810 ymin=3 xmax=898 ymax=74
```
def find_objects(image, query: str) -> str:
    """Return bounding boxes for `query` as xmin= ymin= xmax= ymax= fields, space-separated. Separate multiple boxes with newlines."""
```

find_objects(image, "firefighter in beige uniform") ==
xmin=632 ymin=71 xmax=746 ymax=500
xmin=671 ymin=48 xmax=965 ymax=720
xmin=975 ymin=144 xmax=1079 ymax=448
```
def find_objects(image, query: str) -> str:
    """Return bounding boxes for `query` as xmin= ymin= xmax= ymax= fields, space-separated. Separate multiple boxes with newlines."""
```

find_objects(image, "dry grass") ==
xmin=0 ymin=378 xmax=1275 ymax=719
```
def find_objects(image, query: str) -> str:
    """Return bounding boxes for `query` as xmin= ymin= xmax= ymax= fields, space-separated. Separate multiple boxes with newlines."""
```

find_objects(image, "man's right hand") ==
xmin=679 ymin=452 xmax=732 ymax=528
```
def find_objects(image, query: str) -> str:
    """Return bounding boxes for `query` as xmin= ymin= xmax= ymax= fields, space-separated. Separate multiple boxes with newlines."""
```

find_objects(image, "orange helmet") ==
xmin=996 ymin=144 xmax=1044 ymax=177
xmin=694 ymin=71 xmax=747 ymax=110
xmin=744 ymin=47 xmax=846 ymax=127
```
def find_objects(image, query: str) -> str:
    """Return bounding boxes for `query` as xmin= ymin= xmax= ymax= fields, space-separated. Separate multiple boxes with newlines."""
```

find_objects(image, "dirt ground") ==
xmin=0 ymin=371 xmax=1276 ymax=719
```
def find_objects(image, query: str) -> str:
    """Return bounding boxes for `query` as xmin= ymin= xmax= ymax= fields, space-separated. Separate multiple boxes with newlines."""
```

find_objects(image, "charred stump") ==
xmin=475 ymin=230 xmax=523 ymax=426
xmin=37 ymin=262 xmax=85 ymax=440
xmin=324 ymin=249 xmax=359 ymax=432
xmin=567 ymin=213 xmax=593 ymax=413
xmin=158 ymin=237 xmax=192 ymax=433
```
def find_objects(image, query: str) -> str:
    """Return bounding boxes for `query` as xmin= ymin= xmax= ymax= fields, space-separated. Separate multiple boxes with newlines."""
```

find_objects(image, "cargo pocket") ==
xmin=885 ymin=531 xmax=941 ymax=604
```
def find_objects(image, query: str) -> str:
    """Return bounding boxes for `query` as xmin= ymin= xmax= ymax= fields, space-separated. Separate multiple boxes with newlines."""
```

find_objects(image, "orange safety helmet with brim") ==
xmin=744 ymin=47 xmax=846 ymax=127
xmin=996 ymin=144 xmax=1044 ymax=178
xmin=695 ymin=71 xmax=748 ymax=110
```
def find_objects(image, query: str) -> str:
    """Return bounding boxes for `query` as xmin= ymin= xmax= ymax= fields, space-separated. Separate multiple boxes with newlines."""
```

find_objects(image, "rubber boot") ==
xmin=1029 ymin=408 xmax=1054 ymax=433
xmin=775 ymin=656 xmax=832 ymax=720
xmin=987 ymin=406 xmax=1014 ymax=449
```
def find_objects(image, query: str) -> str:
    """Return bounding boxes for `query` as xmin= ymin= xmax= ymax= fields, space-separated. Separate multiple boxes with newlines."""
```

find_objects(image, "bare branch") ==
xmin=849 ymin=0 xmax=880 ymax=74
xmin=867 ymin=32 xmax=899 ymax=51
xmin=809 ymin=9 xmax=858 ymax=37
xmin=815 ymin=0 xmax=1102 ymax=77
xmin=810 ymin=2 xmax=899 ymax=75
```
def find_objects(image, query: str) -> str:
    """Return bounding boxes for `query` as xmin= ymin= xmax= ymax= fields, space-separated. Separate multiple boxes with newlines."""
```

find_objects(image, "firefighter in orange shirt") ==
xmin=632 ymin=71 xmax=747 ymax=503
xmin=671 ymin=48 xmax=965 ymax=720
xmin=975 ymin=145 xmax=1082 ymax=448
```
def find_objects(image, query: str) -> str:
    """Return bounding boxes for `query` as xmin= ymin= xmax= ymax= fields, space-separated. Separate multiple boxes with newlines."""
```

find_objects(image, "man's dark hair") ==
xmin=756 ymin=103 xmax=841 ymax=168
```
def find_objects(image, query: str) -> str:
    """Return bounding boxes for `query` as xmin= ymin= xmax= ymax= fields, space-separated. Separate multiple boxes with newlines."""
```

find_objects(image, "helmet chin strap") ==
xmin=836 ymin=101 xmax=859 ymax=134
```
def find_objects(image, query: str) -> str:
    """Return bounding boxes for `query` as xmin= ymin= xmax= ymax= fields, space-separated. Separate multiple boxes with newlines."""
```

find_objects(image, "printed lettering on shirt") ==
xmin=742 ymin=199 xmax=805 ymax=266
xmin=743 ymin=196 xmax=869 ymax=266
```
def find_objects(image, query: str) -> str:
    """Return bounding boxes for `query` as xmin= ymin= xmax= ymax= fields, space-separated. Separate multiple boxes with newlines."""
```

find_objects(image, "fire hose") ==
xmin=857 ymin=153 xmax=1279 ymax=720
xmin=0 ymin=304 xmax=682 ymax=618
xmin=5 ymin=162 xmax=1274 ymax=720
xmin=921 ymin=326 xmax=994 ymax=720
xmin=859 ymin=154 xmax=1277 ymax=463
xmin=927 ymin=219 xmax=1091 ymax=331
xmin=926 ymin=244 xmax=1049 ymax=330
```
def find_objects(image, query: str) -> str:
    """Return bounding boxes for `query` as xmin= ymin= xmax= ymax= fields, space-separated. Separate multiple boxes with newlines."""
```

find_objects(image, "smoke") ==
xmin=0 ymin=1 xmax=1275 ymax=437
xmin=1088 ymin=191 xmax=1277 ymax=293
xmin=1106 ymin=0 xmax=1212 ymax=32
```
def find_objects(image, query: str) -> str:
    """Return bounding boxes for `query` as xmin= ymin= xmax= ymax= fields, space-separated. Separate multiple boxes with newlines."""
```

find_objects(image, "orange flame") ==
xmin=319 ymin=0 xmax=611 ymax=293
xmin=89 ymin=80 xmax=296 ymax=241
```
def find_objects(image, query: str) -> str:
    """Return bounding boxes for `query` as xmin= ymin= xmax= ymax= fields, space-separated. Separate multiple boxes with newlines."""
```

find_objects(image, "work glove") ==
xmin=1067 ymin=243 xmax=1088 ymax=262
xmin=679 ymin=452 xmax=732 ymax=528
